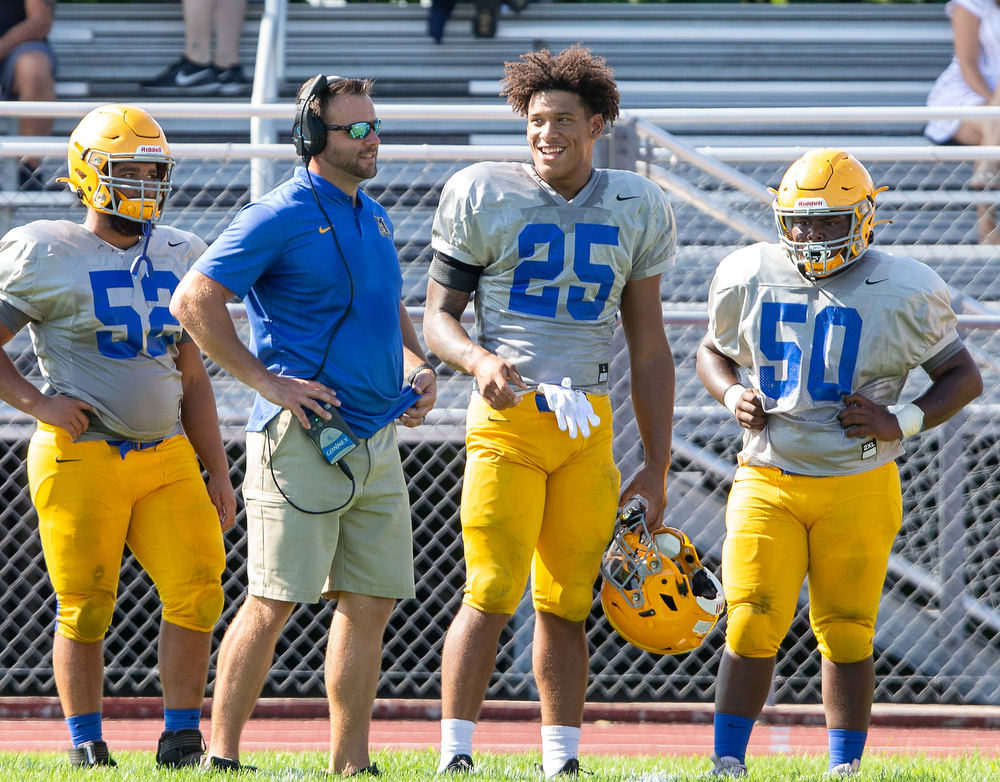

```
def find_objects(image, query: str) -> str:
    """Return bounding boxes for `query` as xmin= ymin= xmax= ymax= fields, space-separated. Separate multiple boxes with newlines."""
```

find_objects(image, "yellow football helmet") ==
xmin=63 ymin=104 xmax=175 ymax=223
xmin=772 ymin=148 xmax=888 ymax=280
xmin=600 ymin=500 xmax=725 ymax=656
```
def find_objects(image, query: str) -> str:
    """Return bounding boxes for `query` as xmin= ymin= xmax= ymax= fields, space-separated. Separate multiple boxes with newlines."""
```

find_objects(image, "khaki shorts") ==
xmin=242 ymin=410 xmax=415 ymax=603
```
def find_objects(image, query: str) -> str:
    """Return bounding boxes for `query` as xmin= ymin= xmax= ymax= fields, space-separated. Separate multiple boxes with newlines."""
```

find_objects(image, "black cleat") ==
xmin=68 ymin=740 xmax=116 ymax=767
xmin=554 ymin=759 xmax=580 ymax=777
xmin=200 ymin=754 xmax=259 ymax=773
xmin=156 ymin=728 xmax=206 ymax=768
xmin=348 ymin=763 xmax=381 ymax=776
xmin=443 ymin=754 xmax=474 ymax=773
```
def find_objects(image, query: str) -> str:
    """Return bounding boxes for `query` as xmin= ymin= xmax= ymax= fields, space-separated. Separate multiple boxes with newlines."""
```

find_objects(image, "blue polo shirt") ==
xmin=193 ymin=167 xmax=417 ymax=438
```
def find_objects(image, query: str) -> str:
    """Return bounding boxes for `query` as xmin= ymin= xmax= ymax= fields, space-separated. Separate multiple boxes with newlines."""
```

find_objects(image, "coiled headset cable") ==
xmin=264 ymin=167 xmax=358 ymax=515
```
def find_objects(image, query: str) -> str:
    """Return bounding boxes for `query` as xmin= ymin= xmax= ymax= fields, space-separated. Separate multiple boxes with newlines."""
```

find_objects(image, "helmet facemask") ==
xmin=773 ymin=199 xmax=873 ymax=281
xmin=77 ymin=148 xmax=174 ymax=224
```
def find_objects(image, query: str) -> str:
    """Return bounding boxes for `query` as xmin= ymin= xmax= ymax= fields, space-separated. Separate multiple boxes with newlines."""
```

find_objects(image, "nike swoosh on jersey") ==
xmin=167 ymin=240 xmax=186 ymax=247
xmin=615 ymin=194 xmax=640 ymax=201
xmin=54 ymin=457 xmax=82 ymax=463
xmin=319 ymin=226 xmax=332 ymax=233
xmin=865 ymin=278 xmax=889 ymax=285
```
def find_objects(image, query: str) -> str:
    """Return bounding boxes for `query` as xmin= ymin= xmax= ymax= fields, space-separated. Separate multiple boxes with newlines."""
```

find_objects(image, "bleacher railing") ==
xmin=1 ymin=104 xmax=999 ymax=707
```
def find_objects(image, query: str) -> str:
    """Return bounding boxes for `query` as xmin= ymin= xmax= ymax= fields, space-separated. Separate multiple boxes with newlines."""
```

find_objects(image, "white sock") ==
xmin=541 ymin=725 xmax=581 ymax=778
xmin=438 ymin=718 xmax=476 ymax=773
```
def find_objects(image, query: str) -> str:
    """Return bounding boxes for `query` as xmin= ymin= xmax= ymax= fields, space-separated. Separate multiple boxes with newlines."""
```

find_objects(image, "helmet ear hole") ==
xmin=691 ymin=568 xmax=719 ymax=600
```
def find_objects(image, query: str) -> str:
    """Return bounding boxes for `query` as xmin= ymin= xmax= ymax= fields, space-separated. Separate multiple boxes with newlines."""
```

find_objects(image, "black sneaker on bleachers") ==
xmin=472 ymin=0 xmax=500 ymax=38
xmin=216 ymin=65 xmax=252 ymax=96
xmin=140 ymin=56 xmax=219 ymax=95
xmin=68 ymin=740 xmax=116 ymax=767
xmin=156 ymin=728 xmax=206 ymax=768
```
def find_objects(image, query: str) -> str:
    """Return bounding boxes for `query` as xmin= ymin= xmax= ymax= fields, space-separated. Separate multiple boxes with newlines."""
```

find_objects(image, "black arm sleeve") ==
xmin=0 ymin=300 xmax=30 ymax=335
xmin=428 ymin=250 xmax=482 ymax=293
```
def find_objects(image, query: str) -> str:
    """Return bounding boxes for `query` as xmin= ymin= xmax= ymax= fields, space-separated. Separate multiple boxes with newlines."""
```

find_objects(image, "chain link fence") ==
xmin=1 ymin=119 xmax=999 ymax=707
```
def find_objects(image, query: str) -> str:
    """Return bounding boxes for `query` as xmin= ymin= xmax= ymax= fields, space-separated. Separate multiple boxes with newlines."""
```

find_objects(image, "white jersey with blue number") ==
xmin=0 ymin=220 xmax=207 ymax=441
xmin=708 ymin=243 xmax=961 ymax=476
xmin=432 ymin=161 xmax=676 ymax=393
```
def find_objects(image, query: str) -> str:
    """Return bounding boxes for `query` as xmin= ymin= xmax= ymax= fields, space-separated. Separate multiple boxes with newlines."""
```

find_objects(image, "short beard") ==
xmin=102 ymin=211 xmax=147 ymax=239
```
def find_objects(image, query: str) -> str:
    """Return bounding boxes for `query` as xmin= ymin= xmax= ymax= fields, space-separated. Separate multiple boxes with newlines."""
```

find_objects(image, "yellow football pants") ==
xmin=722 ymin=462 xmax=902 ymax=663
xmin=460 ymin=392 xmax=619 ymax=621
xmin=29 ymin=423 xmax=226 ymax=643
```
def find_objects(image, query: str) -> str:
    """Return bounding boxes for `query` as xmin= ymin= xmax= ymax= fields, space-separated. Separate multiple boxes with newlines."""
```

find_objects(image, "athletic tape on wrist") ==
xmin=723 ymin=384 xmax=746 ymax=416
xmin=888 ymin=402 xmax=924 ymax=438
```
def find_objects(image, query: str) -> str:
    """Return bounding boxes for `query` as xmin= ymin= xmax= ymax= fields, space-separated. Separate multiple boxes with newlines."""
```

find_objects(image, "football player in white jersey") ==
xmin=424 ymin=46 xmax=676 ymax=777
xmin=697 ymin=149 xmax=982 ymax=777
xmin=0 ymin=105 xmax=234 ymax=768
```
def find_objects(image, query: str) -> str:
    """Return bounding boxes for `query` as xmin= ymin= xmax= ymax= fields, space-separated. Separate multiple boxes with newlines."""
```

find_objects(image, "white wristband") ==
xmin=723 ymin=384 xmax=746 ymax=416
xmin=888 ymin=402 xmax=924 ymax=438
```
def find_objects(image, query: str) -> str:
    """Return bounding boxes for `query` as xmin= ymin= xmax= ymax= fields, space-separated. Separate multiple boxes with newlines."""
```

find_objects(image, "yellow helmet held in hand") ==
xmin=63 ymin=104 xmax=175 ymax=223
xmin=600 ymin=499 xmax=725 ymax=656
xmin=772 ymin=148 xmax=888 ymax=280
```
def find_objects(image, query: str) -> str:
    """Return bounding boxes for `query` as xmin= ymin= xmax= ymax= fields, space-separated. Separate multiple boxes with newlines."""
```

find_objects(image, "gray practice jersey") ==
xmin=0 ymin=220 xmax=207 ymax=441
xmin=432 ymin=161 xmax=675 ymax=393
xmin=708 ymin=243 xmax=963 ymax=476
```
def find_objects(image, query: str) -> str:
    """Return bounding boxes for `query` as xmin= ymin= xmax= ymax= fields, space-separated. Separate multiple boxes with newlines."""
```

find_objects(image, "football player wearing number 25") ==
xmin=697 ymin=149 xmax=982 ymax=777
xmin=424 ymin=45 xmax=676 ymax=778
xmin=0 ymin=105 xmax=234 ymax=769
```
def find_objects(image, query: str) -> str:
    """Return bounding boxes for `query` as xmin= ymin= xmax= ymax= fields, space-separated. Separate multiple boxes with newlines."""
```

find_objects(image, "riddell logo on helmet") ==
xmin=795 ymin=198 xmax=828 ymax=208
xmin=137 ymin=145 xmax=164 ymax=154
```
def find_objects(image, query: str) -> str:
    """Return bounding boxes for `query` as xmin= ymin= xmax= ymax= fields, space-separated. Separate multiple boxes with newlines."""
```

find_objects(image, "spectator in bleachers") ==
xmin=140 ymin=0 xmax=250 ymax=96
xmin=925 ymin=0 xmax=1000 ymax=243
xmin=0 ymin=0 xmax=57 ymax=190
xmin=428 ymin=0 xmax=529 ymax=43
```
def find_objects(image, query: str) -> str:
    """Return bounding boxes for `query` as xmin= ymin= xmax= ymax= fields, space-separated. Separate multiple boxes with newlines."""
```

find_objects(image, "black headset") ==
xmin=292 ymin=74 xmax=341 ymax=162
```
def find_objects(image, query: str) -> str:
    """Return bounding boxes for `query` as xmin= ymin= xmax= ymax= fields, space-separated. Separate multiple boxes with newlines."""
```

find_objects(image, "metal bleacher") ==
xmin=47 ymin=1 xmax=954 ymax=146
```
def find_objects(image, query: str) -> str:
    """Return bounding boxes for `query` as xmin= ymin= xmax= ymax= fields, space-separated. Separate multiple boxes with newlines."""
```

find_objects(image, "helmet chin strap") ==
xmin=130 ymin=219 xmax=154 ymax=278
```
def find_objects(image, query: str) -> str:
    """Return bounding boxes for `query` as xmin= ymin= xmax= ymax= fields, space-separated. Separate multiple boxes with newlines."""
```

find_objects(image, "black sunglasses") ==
xmin=324 ymin=119 xmax=381 ymax=139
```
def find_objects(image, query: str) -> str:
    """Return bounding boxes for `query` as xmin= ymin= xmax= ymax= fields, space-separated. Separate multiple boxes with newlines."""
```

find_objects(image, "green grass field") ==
xmin=1 ymin=749 xmax=998 ymax=781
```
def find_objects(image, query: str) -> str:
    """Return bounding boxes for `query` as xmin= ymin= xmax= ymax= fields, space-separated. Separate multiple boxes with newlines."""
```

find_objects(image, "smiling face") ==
xmin=526 ymin=89 xmax=604 ymax=200
xmin=313 ymin=93 xmax=380 ymax=195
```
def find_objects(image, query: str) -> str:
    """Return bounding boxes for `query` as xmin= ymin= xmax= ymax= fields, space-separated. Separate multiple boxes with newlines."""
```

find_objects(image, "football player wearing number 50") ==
xmin=423 ymin=45 xmax=676 ymax=778
xmin=697 ymin=149 xmax=982 ymax=778
xmin=0 ymin=105 xmax=234 ymax=769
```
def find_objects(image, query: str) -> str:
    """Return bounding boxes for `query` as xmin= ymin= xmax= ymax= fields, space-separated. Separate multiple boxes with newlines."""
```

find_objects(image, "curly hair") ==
xmin=501 ymin=45 xmax=619 ymax=124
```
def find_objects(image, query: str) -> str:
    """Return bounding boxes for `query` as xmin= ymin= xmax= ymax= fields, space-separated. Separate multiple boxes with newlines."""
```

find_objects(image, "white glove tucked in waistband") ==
xmin=538 ymin=377 xmax=601 ymax=439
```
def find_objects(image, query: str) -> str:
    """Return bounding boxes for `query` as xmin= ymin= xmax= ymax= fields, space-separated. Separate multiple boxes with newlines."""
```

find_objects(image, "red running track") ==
xmin=2 ymin=717 xmax=999 ymax=758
